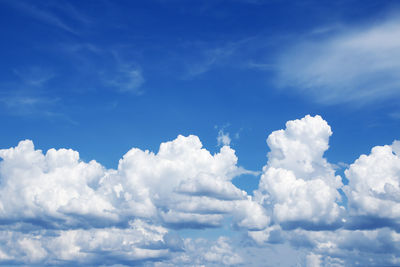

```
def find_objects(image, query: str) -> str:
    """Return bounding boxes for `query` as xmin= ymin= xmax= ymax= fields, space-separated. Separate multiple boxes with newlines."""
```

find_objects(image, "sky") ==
xmin=0 ymin=0 xmax=400 ymax=266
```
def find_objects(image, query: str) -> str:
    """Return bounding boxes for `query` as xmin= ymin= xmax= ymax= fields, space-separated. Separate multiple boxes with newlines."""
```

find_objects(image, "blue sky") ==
xmin=0 ymin=0 xmax=400 ymax=266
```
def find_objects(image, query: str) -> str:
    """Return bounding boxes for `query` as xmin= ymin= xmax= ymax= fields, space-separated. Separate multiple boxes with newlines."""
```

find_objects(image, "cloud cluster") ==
xmin=249 ymin=115 xmax=400 ymax=266
xmin=0 ymin=134 xmax=268 ymax=265
xmin=0 ymin=115 xmax=399 ymax=265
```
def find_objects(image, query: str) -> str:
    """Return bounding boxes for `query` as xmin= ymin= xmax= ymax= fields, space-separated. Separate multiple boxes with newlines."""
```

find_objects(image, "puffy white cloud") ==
xmin=0 ymin=134 xmax=271 ymax=265
xmin=232 ymin=198 xmax=270 ymax=230
xmin=248 ymin=117 xmax=400 ymax=265
xmin=255 ymin=115 xmax=343 ymax=229
xmin=0 ymin=135 xmax=262 ymax=230
xmin=0 ymin=140 xmax=115 ymax=228
xmin=264 ymin=115 xmax=340 ymax=187
xmin=344 ymin=140 xmax=400 ymax=227
xmin=2 ymin=115 xmax=400 ymax=265
xmin=108 ymin=135 xmax=263 ymax=229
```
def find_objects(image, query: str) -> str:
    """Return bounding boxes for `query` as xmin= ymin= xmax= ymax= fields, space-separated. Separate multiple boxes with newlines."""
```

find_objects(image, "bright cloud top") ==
xmin=255 ymin=115 xmax=343 ymax=229
xmin=0 ymin=115 xmax=399 ymax=265
xmin=276 ymin=16 xmax=400 ymax=105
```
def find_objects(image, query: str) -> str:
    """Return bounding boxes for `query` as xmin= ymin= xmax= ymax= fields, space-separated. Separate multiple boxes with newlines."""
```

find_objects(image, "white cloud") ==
xmin=0 ymin=134 xmax=271 ymax=264
xmin=217 ymin=129 xmax=231 ymax=146
xmin=286 ymin=227 xmax=400 ymax=266
xmin=255 ymin=115 xmax=343 ymax=229
xmin=0 ymin=135 xmax=263 ymax=231
xmin=184 ymin=45 xmax=236 ymax=78
xmin=2 ymin=115 xmax=400 ymax=265
xmin=0 ymin=136 xmax=262 ymax=265
xmin=306 ymin=253 xmax=322 ymax=267
xmin=163 ymin=237 xmax=243 ymax=266
xmin=176 ymin=173 xmax=246 ymax=200
xmin=0 ymin=219 xmax=170 ymax=265
xmin=232 ymin=198 xmax=270 ymax=230
xmin=110 ymin=135 xmax=260 ymax=228
xmin=247 ymin=225 xmax=283 ymax=245
xmin=276 ymin=16 xmax=400 ymax=105
xmin=0 ymin=140 xmax=115 ymax=227
xmin=247 ymin=116 xmax=400 ymax=265
xmin=344 ymin=140 xmax=400 ymax=227
xmin=203 ymin=237 xmax=243 ymax=265
xmin=105 ymin=67 xmax=145 ymax=93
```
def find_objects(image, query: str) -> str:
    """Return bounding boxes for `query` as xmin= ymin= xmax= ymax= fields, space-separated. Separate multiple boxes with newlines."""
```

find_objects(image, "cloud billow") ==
xmin=0 ymin=115 xmax=399 ymax=265
xmin=255 ymin=115 xmax=344 ymax=230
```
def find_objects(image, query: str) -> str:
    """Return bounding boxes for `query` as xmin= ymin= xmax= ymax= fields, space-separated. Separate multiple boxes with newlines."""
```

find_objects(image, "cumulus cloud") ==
xmin=344 ymin=140 xmax=400 ymax=229
xmin=0 ymin=134 xmax=270 ymax=264
xmin=255 ymin=115 xmax=343 ymax=229
xmin=0 ymin=140 xmax=114 ymax=228
xmin=0 ymin=135 xmax=265 ymax=231
xmin=243 ymin=115 xmax=400 ymax=266
xmin=2 ymin=115 xmax=400 ymax=265
xmin=276 ymin=16 xmax=400 ymax=105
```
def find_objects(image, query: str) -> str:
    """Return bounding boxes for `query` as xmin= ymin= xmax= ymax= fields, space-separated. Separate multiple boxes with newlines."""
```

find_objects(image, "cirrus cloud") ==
xmin=276 ymin=16 xmax=400 ymax=105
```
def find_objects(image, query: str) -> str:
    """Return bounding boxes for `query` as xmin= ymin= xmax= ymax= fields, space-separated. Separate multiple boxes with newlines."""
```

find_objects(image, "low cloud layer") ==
xmin=0 ymin=115 xmax=399 ymax=265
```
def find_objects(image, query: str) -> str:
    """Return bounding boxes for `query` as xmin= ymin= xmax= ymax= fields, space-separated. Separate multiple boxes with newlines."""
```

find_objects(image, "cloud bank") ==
xmin=0 ymin=115 xmax=399 ymax=265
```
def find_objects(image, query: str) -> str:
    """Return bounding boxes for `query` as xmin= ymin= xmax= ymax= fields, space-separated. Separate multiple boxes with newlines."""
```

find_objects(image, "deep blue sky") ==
xmin=1 ymin=0 xmax=400 ymax=266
